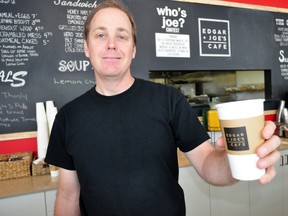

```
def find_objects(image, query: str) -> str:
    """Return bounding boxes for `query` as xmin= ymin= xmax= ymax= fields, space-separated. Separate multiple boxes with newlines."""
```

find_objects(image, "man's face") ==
xmin=84 ymin=7 xmax=136 ymax=79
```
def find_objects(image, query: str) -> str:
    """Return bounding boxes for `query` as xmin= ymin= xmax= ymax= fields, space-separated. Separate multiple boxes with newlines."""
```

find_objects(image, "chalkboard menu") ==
xmin=0 ymin=0 xmax=98 ymax=133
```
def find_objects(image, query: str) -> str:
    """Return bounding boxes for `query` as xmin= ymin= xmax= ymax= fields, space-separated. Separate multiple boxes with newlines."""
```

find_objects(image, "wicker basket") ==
xmin=0 ymin=152 xmax=33 ymax=181
xmin=32 ymin=162 xmax=50 ymax=176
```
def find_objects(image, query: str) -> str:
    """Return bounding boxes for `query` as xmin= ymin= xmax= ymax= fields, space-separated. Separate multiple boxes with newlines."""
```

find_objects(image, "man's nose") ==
xmin=107 ymin=37 xmax=116 ymax=50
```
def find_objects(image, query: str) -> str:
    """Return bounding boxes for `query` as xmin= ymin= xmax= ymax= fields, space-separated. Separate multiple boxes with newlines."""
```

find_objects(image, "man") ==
xmin=45 ymin=0 xmax=281 ymax=215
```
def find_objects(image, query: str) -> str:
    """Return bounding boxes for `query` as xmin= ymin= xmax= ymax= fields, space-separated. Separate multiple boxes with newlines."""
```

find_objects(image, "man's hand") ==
xmin=215 ymin=121 xmax=281 ymax=184
xmin=256 ymin=121 xmax=281 ymax=184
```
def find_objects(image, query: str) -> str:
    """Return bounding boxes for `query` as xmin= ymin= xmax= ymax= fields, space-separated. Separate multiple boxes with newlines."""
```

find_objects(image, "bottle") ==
xmin=207 ymin=98 xmax=221 ymax=131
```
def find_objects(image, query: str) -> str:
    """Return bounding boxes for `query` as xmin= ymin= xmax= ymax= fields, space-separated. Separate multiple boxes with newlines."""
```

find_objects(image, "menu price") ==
xmin=0 ymin=12 xmax=53 ymax=67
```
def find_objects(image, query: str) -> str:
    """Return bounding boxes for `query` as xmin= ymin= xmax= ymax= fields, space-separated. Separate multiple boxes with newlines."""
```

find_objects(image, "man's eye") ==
xmin=117 ymin=35 xmax=126 ymax=40
xmin=97 ymin=33 xmax=105 ymax=39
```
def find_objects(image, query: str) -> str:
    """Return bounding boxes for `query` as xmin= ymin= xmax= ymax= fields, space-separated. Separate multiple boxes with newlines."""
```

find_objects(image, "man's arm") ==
xmin=185 ymin=121 xmax=281 ymax=186
xmin=54 ymin=168 xmax=81 ymax=216
xmin=186 ymin=140 xmax=238 ymax=186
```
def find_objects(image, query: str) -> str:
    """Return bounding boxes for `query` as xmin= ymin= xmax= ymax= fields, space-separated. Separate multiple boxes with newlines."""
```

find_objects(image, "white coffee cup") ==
xmin=216 ymin=99 xmax=265 ymax=181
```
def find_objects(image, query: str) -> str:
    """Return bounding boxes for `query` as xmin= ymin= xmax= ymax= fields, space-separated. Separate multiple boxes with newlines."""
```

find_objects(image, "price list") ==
xmin=274 ymin=17 xmax=288 ymax=80
xmin=0 ymin=0 xmax=97 ymax=133
xmin=0 ymin=12 xmax=53 ymax=67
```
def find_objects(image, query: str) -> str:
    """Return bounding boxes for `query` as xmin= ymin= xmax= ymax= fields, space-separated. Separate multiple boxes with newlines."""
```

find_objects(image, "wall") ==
xmin=222 ymin=0 xmax=288 ymax=9
xmin=1 ymin=0 xmax=287 ymax=153
xmin=179 ymin=0 xmax=288 ymax=11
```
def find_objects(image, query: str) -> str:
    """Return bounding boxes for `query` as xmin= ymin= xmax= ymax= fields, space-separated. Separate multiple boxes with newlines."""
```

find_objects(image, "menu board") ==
xmin=274 ymin=16 xmax=288 ymax=81
xmin=0 ymin=0 xmax=97 ymax=133
xmin=1 ymin=0 xmax=288 ymax=135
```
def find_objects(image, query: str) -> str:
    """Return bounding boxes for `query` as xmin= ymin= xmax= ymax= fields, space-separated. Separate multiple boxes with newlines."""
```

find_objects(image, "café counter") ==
xmin=0 ymin=138 xmax=287 ymax=198
xmin=0 ymin=175 xmax=58 ymax=216
xmin=0 ymin=175 xmax=57 ymax=198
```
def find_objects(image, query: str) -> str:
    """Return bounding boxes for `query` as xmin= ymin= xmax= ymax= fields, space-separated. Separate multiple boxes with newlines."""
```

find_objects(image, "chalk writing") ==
xmin=0 ymin=91 xmax=34 ymax=129
xmin=53 ymin=0 xmax=97 ymax=8
xmin=57 ymin=8 xmax=89 ymax=53
xmin=0 ymin=0 xmax=16 ymax=4
xmin=53 ymin=77 xmax=95 ymax=85
xmin=0 ymin=12 xmax=53 ymax=66
xmin=58 ymin=60 xmax=90 ymax=72
xmin=274 ymin=18 xmax=288 ymax=80
xmin=0 ymin=70 xmax=27 ymax=87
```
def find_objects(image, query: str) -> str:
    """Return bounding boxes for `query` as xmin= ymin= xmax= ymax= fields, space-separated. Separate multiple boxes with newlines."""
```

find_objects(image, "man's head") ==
xmin=84 ymin=0 xmax=137 ymax=46
xmin=83 ymin=0 xmax=136 ymax=81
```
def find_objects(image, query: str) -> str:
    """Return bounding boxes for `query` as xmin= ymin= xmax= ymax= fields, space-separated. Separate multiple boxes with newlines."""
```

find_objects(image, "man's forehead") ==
xmin=90 ymin=8 xmax=132 ymax=31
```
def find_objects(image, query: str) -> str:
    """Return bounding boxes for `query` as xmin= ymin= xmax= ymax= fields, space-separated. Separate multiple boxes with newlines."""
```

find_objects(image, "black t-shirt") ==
xmin=45 ymin=78 xmax=210 ymax=216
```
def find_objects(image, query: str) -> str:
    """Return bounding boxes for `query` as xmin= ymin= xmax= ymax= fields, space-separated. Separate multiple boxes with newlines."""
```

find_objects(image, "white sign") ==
xmin=155 ymin=33 xmax=190 ymax=58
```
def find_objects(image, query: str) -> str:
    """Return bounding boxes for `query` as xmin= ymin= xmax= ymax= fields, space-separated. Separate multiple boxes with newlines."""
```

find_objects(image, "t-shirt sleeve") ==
xmin=45 ymin=110 xmax=75 ymax=170
xmin=172 ymin=93 xmax=210 ymax=153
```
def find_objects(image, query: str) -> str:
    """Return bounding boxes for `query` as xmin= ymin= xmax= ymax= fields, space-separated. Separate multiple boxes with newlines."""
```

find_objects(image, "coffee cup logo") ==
xmin=224 ymin=127 xmax=249 ymax=151
xmin=220 ymin=115 xmax=264 ymax=155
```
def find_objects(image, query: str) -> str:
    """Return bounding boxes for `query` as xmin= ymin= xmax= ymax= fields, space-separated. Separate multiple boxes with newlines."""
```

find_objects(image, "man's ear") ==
xmin=132 ymin=46 xmax=136 ymax=59
xmin=84 ymin=40 xmax=90 ymax=58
